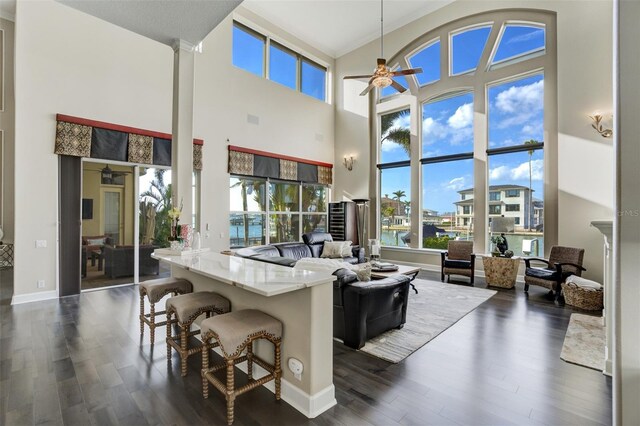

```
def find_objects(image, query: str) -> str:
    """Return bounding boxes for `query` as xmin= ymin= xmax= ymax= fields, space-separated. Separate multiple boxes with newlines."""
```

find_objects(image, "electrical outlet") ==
xmin=37 ymin=280 xmax=45 ymax=289
xmin=219 ymin=232 xmax=224 ymax=239
xmin=35 ymin=240 xmax=47 ymax=248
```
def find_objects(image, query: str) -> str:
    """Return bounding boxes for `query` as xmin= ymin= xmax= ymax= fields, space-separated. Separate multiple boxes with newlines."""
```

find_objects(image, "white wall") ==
xmin=616 ymin=0 xmax=640 ymax=423
xmin=334 ymin=0 xmax=614 ymax=282
xmin=13 ymin=0 xmax=173 ymax=298
xmin=0 ymin=17 xmax=14 ymax=243
xmin=194 ymin=7 xmax=335 ymax=252
xmin=12 ymin=1 xmax=336 ymax=298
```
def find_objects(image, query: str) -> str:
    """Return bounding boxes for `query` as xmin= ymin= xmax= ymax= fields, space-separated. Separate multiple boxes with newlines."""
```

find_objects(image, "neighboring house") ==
xmin=381 ymin=196 xmax=410 ymax=227
xmin=454 ymin=185 xmax=541 ymax=231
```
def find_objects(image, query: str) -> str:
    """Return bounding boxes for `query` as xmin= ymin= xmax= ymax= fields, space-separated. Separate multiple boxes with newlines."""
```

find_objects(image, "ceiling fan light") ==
xmin=372 ymin=76 xmax=392 ymax=88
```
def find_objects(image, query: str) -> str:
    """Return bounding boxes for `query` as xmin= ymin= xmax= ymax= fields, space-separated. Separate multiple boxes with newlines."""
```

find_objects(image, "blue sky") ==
xmin=380 ymin=25 xmax=545 ymax=214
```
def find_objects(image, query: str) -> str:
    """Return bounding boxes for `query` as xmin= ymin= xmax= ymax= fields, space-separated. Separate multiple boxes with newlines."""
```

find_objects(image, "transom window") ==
xmin=450 ymin=25 xmax=492 ymax=75
xmin=375 ymin=11 xmax=554 ymax=257
xmin=232 ymin=21 xmax=328 ymax=102
xmin=407 ymin=39 xmax=440 ymax=86
xmin=491 ymin=24 xmax=546 ymax=66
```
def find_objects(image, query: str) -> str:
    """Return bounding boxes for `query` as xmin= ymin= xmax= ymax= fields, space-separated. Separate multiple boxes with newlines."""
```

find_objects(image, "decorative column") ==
xmin=171 ymin=40 xmax=196 ymax=221
xmin=591 ymin=220 xmax=613 ymax=376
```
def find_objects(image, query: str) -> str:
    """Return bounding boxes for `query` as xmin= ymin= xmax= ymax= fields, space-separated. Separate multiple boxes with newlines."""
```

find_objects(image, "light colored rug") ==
xmin=360 ymin=278 xmax=497 ymax=363
xmin=560 ymin=313 xmax=605 ymax=371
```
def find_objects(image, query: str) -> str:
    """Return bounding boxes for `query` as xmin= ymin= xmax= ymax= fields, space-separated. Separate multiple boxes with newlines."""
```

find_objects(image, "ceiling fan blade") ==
xmin=392 ymin=68 xmax=423 ymax=77
xmin=390 ymin=80 xmax=407 ymax=93
xmin=359 ymin=84 xmax=376 ymax=96
xmin=343 ymin=74 xmax=374 ymax=80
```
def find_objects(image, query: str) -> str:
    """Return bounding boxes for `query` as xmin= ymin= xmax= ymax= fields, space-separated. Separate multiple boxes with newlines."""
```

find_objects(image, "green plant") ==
xmin=490 ymin=235 xmax=505 ymax=245
xmin=423 ymin=235 xmax=451 ymax=250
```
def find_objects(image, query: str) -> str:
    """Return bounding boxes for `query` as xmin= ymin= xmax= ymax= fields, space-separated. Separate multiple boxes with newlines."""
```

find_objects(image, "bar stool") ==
xmin=166 ymin=292 xmax=231 ymax=376
xmin=139 ymin=277 xmax=193 ymax=345
xmin=200 ymin=309 xmax=282 ymax=425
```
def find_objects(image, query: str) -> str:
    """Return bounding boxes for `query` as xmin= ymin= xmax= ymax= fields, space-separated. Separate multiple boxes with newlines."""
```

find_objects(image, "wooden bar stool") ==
xmin=166 ymin=292 xmax=231 ymax=376
xmin=200 ymin=309 xmax=282 ymax=425
xmin=139 ymin=277 xmax=193 ymax=345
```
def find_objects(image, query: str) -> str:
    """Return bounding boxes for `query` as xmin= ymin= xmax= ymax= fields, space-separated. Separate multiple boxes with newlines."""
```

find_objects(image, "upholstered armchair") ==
xmin=441 ymin=241 xmax=475 ymax=285
xmin=524 ymin=246 xmax=586 ymax=301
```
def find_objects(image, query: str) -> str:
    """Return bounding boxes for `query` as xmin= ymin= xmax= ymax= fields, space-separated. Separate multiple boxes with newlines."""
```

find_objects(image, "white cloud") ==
xmin=445 ymin=177 xmax=466 ymax=191
xmin=521 ymin=122 xmax=543 ymax=137
xmin=423 ymin=102 xmax=474 ymax=147
xmin=490 ymin=159 xmax=544 ymax=182
xmin=380 ymin=141 xmax=400 ymax=152
xmin=490 ymin=165 xmax=510 ymax=180
xmin=493 ymin=80 xmax=544 ymax=129
xmin=447 ymin=103 xmax=473 ymax=129
xmin=495 ymin=80 xmax=543 ymax=114
xmin=422 ymin=116 xmax=448 ymax=144
xmin=507 ymin=28 xmax=544 ymax=45
xmin=511 ymin=159 xmax=543 ymax=181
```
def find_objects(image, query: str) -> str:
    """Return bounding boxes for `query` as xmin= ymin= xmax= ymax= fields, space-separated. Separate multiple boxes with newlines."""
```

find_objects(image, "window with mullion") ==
xmin=269 ymin=41 xmax=298 ymax=90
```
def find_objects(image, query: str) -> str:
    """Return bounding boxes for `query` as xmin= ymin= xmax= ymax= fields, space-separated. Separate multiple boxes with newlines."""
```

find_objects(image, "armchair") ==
xmin=441 ymin=240 xmax=475 ymax=285
xmin=333 ymin=269 xmax=411 ymax=349
xmin=524 ymin=245 xmax=586 ymax=301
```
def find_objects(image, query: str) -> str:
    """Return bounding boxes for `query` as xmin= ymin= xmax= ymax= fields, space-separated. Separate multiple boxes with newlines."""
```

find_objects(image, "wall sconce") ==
xmin=343 ymin=155 xmax=355 ymax=171
xmin=589 ymin=113 xmax=613 ymax=138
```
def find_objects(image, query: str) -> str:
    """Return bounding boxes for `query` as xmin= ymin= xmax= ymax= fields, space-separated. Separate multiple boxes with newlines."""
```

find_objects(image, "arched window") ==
xmin=375 ymin=10 xmax=556 ymax=256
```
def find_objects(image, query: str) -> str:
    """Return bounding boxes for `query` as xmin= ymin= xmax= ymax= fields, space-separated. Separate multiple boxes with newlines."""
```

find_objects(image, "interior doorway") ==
xmin=81 ymin=161 xmax=135 ymax=290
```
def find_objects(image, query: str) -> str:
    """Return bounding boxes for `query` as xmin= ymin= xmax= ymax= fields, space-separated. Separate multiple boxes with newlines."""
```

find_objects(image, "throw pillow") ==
xmin=321 ymin=242 xmax=345 ymax=258
xmin=352 ymin=263 xmax=372 ymax=281
xmin=86 ymin=238 xmax=106 ymax=246
xmin=340 ymin=241 xmax=353 ymax=257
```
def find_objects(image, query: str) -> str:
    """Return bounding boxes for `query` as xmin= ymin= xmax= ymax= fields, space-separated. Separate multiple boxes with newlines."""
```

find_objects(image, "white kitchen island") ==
xmin=151 ymin=250 xmax=337 ymax=418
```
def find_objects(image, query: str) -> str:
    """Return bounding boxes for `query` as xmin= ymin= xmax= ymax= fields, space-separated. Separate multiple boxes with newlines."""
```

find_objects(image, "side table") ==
xmin=0 ymin=244 xmax=14 ymax=269
xmin=481 ymin=255 xmax=520 ymax=289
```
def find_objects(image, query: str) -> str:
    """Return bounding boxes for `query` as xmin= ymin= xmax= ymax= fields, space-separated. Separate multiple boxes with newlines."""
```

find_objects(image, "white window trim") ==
xmin=373 ymin=10 xmax=557 ymax=255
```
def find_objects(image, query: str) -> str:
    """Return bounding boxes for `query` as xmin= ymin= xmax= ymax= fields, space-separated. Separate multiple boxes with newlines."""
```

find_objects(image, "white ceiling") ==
xmin=55 ymin=0 xmax=243 ymax=47
xmin=243 ymin=0 xmax=453 ymax=58
xmin=2 ymin=0 xmax=454 ymax=58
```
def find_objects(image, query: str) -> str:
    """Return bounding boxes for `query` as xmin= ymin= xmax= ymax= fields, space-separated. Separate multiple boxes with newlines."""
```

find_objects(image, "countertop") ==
xmin=151 ymin=251 xmax=334 ymax=297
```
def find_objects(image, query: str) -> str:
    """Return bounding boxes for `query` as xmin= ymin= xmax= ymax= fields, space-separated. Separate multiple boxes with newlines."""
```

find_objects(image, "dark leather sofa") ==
xmin=235 ymin=232 xmax=411 ymax=349
xmin=103 ymin=245 xmax=159 ymax=279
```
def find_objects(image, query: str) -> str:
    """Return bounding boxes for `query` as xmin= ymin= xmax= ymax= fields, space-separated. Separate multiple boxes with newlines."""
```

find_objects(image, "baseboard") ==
xmin=391 ymin=260 xmax=526 ymax=284
xmin=11 ymin=290 xmax=58 ymax=305
xmin=81 ymin=283 xmax=135 ymax=293
xmin=211 ymin=347 xmax=336 ymax=418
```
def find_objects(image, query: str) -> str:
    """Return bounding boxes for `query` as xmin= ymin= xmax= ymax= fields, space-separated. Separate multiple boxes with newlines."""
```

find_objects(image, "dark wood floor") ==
xmin=0 ymin=268 xmax=612 ymax=425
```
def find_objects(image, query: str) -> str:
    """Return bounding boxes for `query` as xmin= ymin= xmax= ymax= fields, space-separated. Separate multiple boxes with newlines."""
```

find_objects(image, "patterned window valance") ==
xmin=54 ymin=114 xmax=204 ymax=170
xmin=228 ymin=145 xmax=332 ymax=185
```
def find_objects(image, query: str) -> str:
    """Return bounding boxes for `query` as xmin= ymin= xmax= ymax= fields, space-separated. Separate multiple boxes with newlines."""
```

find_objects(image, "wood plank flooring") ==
xmin=0 ymin=268 xmax=612 ymax=425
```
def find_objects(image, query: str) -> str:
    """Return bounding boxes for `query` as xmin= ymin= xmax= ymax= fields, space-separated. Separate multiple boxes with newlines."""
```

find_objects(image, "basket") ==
xmin=562 ymin=282 xmax=603 ymax=310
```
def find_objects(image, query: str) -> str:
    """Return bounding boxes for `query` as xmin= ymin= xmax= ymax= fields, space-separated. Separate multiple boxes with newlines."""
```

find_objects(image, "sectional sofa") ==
xmin=235 ymin=232 xmax=411 ymax=349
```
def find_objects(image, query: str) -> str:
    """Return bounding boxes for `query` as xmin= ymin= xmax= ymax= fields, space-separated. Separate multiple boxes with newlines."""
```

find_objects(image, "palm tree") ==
xmin=381 ymin=109 xmax=410 ymax=157
xmin=139 ymin=169 xmax=173 ymax=246
xmin=230 ymin=179 xmax=266 ymax=246
xmin=382 ymin=206 xmax=396 ymax=230
xmin=392 ymin=190 xmax=406 ymax=217
xmin=524 ymin=139 xmax=540 ymax=231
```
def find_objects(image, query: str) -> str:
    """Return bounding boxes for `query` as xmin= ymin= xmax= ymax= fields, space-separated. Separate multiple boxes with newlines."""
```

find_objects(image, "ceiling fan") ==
xmin=343 ymin=0 xmax=423 ymax=96
xmin=87 ymin=164 xmax=133 ymax=180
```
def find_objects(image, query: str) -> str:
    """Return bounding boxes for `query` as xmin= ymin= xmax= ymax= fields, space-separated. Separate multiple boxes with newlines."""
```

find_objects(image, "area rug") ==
xmin=360 ymin=278 xmax=497 ymax=363
xmin=560 ymin=313 xmax=605 ymax=371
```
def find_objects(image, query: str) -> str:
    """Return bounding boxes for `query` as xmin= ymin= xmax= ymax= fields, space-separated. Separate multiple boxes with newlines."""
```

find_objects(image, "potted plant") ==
xmin=490 ymin=235 xmax=507 ymax=256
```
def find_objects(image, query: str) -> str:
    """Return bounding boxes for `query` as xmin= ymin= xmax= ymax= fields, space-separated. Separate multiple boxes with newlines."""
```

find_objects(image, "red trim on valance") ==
xmin=56 ymin=114 xmax=203 ymax=145
xmin=228 ymin=145 xmax=333 ymax=168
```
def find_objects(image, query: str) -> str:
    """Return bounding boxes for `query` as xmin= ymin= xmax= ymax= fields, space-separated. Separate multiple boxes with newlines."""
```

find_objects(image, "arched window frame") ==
xmin=373 ymin=10 xmax=557 ymax=255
